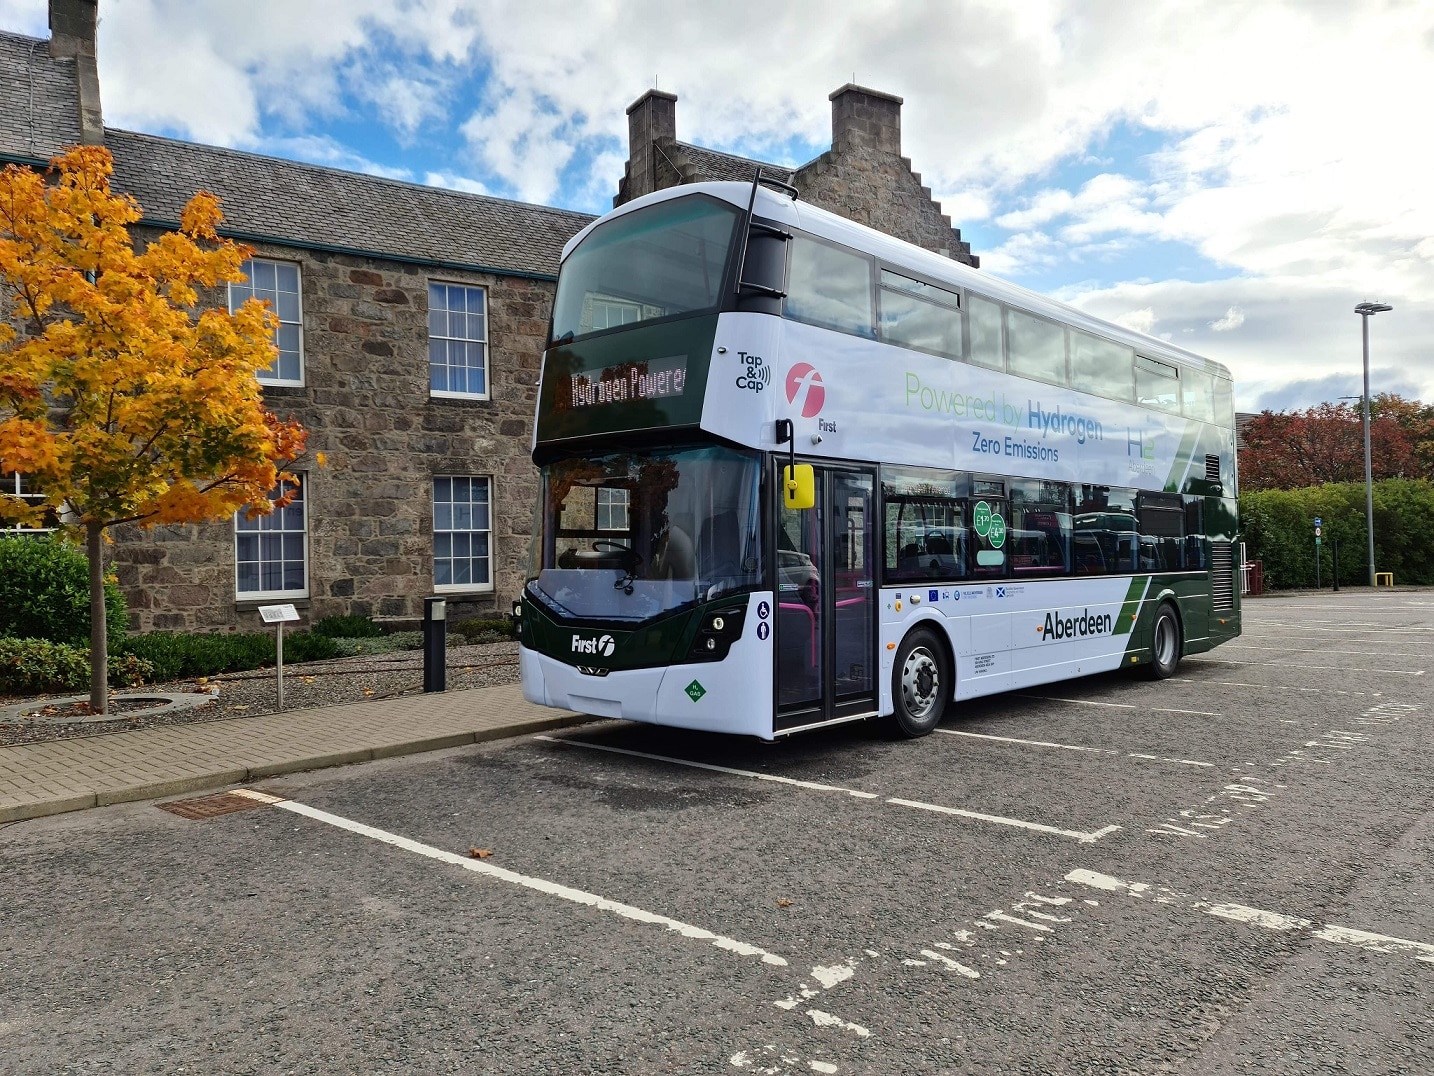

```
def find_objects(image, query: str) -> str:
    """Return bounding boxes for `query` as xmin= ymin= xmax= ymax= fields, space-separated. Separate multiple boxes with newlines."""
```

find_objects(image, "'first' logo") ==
xmin=785 ymin=362 xmax=826 ymax=418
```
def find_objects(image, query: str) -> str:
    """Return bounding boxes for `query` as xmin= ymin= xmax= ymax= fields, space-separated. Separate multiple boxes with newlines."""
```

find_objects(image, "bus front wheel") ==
xmin=1147 ymin=602 xmax=1183 ymax=680
xmin=891 ymin=628 xmax=950 ymax=738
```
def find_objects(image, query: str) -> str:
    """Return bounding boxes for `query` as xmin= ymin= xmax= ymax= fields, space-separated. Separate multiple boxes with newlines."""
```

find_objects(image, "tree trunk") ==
xmin=88 ymin=520 xmax=108 ymax=715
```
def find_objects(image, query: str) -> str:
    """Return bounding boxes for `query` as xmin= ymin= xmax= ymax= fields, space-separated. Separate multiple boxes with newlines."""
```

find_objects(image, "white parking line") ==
xmin=1195 ymin=658 xmax=1425 ymax=676
xmin=888 ymin=799 xmax=1120 ymax=843
xmin=1066 ymin=868 xmax=1434 ymax=965
xmin=1169 ymin=677 xmax=1376 ymax=697
xmin=230 ymin=789 xmax=789 ymax=966
xmin=539 ymin=736 xmax=1120 ymax=842
xmin=937 ymin=729 xmax=1213 ymax=768
xmin=1225 ymin=644 xmax=1425 ymax=658
xmin=531 ymin=735 xmax=880 ymax=798
xmin=1014 ymin=693 xmax=1220 ymax=717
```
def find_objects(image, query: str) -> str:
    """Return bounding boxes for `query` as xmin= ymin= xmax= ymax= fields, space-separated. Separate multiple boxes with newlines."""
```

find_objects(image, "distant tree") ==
xmin=1239 ymin=399 xmax=1418 ymax=491
xmin=1371 ymin=393 xmax=1434 ymax=478
xmin=0 ymin=146 xmax=310 ymax=714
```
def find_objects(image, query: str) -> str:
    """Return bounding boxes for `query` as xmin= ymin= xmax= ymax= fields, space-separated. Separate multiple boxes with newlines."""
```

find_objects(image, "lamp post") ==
xmin=1354 ymin=301 xmax=1392 ymax=586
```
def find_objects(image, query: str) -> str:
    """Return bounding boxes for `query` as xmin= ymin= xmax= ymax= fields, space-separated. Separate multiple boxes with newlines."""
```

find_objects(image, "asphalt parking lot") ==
xmin=3 ymin=589 xmax=1431 ymax=1074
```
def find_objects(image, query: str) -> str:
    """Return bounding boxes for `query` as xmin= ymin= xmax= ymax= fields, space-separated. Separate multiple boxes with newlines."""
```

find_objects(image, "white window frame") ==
xmin=1 ymin=472 xmax=54 ymax=534
xmin=433 ymin=475 xmax=494 ymax=594
xmin=234 ymin=477 xmax=309 ymax=600
xmin=229 ymin=257 xmax=305 ymax=387
xmin=429 ymin=281 xmax=490 ymax=401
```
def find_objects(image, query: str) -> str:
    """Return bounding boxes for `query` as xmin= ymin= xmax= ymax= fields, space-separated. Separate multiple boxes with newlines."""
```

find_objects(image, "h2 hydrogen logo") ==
xmin=785 ymin=362 xmax=826 ymax=418
xmin=571 ymin=633 xmax=616 ymax=657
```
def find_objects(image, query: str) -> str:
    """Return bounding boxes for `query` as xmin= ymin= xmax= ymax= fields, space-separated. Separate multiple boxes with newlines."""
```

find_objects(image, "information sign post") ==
xmin=1314 ymin=518 xmax=1323 ymax=589
xmin=259 ymin=604 xmax=301 ymax=711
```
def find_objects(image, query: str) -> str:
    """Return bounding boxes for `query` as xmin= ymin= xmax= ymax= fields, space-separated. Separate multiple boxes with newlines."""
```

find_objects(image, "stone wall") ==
xmin=111 ymin=236 xmax=554 ymax=633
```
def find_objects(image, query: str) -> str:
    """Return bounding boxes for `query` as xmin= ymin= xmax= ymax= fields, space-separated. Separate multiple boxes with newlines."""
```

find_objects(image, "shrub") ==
xmin=0 ymin=535 xmax=127 ymax=645
xmin=331 ymin=632 xmax=423 ymax=657
xmin=0 ymin=637 xmax=154 ymax=695
xmin=283 ymin=630 xmax=339 ymax=663
xmin=116 ymin=629 xmax=338 ymax=681
xmin=451 ymin=617 xmax=516 ymax=644
xmin=312 ymin=614 xmax=382 ymax=639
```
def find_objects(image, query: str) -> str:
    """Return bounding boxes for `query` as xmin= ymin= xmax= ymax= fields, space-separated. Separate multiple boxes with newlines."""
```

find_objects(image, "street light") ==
xmin=1354 ymin=301 xmax=1393 ymax=586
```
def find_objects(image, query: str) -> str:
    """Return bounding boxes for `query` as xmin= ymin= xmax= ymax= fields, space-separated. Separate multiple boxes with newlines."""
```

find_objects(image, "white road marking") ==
xmin=1169 ymin=677 xmax=1375 ymax=697
xmin=1066 ymin=869 xmax=1434 ymax=965
xmin=804 ymin=1010 xmax=870 ymax=1037
xmin=230 ymin=789 xmax=788 ymax=966
xmin=542 ymin=735 xmax=1119 ymax=840
xmin=886 ymin=798 xmax=1120 ymax=843
xmin=1196 ymin=658 xmax=1425 ymax=675
xmin=920 ymin=949 xmax=981 ymax=978
xmin=533 ymin=735 xmax=879 ymax=798
xmin=938 ymin=729 xmax=1211 ymax=767
xmin=1225 ymin=643 xmax=1426 ymax=658
xmin=1015 ymin=693 xmax=1220 ymax=717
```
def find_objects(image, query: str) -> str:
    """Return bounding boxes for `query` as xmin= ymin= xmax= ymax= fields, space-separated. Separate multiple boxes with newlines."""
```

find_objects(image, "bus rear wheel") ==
xmin=891 ymin=628 xmax=950 ymax=738
xmin=1147 ymin=602 xmax=1183 ymax=680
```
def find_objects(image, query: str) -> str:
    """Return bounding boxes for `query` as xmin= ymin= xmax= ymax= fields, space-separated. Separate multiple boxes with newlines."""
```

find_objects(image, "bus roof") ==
xmin=564 ymin=181 xmax=1233 ymax=383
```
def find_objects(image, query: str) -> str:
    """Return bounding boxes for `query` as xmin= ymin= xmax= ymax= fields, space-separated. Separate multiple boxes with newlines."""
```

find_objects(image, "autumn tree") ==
xmin=1239 ymin=399 xmax=1419 ymax=492
xmin=0 ymin=146 xmax=308 ymax=714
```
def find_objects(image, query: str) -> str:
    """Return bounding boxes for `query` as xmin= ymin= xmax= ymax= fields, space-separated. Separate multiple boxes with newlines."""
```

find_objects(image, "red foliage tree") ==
xmin=1239 ymin=399 xmax=1419 ymax=491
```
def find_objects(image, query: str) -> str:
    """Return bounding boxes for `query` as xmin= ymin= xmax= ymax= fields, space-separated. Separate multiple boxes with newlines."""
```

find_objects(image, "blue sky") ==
xmin=3 ymin=0 xmax=1431 ymax=413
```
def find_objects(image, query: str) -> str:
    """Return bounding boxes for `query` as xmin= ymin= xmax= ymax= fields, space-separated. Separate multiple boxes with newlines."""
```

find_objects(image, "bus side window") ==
xmin=784 ymin=233 xmax=875 ymax=340
xmin=1009 ymin=479 xmax=1071 ymax=576
xmin=1138 ymin=492 xmax=1185 ymax=571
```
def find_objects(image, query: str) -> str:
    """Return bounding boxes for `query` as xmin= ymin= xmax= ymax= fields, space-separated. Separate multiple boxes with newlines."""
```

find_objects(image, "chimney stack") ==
xmin=619 ymin=89 xmax=677 ymax=203
xmin=829 ymin=84 xmax=902 ymax=155
xmin=48 ymin=0 xmax=103 ymax=146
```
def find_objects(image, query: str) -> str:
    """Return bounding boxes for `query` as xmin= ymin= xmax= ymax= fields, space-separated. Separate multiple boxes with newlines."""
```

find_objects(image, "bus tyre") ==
xmin=891 ymin=628 xmax=949 ymax=738
xmin=1147 ymin=603 xmax=1182 ymax=680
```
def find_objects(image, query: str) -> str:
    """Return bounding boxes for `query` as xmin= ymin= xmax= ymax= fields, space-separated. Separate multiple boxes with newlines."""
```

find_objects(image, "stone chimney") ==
xmin=618 ymin=89 xmax=677 ymax=204
xmin=48 ymin=0 xmax=103 ymax=145
xmin=829 ymin=84 xmax=902 ymax=156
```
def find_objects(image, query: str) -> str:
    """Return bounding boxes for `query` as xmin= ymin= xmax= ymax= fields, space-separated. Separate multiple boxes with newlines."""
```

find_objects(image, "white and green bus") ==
xmin=518 ymin=177 xmax=1240 ymax=739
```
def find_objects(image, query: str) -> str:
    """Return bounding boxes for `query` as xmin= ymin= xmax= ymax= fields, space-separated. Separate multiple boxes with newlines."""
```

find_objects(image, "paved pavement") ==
xmin=0 ymin=684 xmax=589 ymax=824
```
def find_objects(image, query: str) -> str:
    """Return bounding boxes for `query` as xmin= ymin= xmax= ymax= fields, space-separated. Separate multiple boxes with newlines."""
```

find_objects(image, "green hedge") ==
xmin=451 ymin=617 xmax=516 ymax=644
xmin=0 ymin=637 xmax=153 ymax=696
xmin=116 ymin=630 xmax=337 ymax=681
xmin=0 ymin=535 xmax=127 ymax=645
xmin=312 ymin=614 xmax=383 ymax=638
xmin=1239 ymin=479 xmax=1434 ymax=589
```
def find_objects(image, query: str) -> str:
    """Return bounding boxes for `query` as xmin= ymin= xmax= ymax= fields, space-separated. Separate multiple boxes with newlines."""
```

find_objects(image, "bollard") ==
xmin=423 ymin=596 xmax=447 ymax=693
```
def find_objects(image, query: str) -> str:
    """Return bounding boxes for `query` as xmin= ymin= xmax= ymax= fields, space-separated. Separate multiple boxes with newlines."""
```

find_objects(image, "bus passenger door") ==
xmin=775 ymin=465 xmax=876 ymax=730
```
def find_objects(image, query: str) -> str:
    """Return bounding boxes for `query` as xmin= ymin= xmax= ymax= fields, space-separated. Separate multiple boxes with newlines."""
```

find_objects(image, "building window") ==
xmin=235 ymin=479 xmax=307 ymax=598
xmin=429 ymin=283 xmax=488 ymax=398
xmin=433 ymin=476 xmax=492 ymax=591
xmin=230 ymin=258 xmax=303 ymax=385
xmin=1 ymin=472 xmax=55 ymax=533
xmin=596 ymin=488 xmax=630 ymax=532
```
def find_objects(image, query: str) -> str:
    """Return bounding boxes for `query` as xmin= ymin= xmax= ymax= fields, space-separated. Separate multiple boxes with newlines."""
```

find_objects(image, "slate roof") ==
xmin=105 ymin=130 xmax=595 ymax=279
xmin=0 ymin=30 xmax=84 ymax=162
xmin=670 ymin=141 xmax=797 ymax=185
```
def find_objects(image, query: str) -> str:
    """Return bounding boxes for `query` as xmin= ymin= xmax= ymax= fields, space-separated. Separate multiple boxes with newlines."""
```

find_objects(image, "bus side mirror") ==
xmin=783 ymin=464 xmax=815 ymax=510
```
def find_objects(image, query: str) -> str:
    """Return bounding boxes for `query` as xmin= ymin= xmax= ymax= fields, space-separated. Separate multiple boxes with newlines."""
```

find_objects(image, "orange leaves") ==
xmin=0 ymin=146 xmax=310 ymax=533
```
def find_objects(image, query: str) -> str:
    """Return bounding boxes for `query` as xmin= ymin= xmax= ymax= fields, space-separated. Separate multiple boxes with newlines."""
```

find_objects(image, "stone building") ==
xmin=2 ymin=0 xmax=978 ymax=634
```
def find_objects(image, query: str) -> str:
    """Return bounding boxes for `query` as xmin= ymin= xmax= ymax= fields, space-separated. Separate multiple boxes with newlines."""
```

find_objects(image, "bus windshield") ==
xmin=528 ymin=445 xmax=763 ymax=623
xmin=550 ymin=195 xmax=742 ymax=343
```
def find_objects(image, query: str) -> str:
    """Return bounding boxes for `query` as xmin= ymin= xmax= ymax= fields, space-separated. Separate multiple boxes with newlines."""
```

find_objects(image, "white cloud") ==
xmin=1209 ymin=307 xmax=1245 ymax=332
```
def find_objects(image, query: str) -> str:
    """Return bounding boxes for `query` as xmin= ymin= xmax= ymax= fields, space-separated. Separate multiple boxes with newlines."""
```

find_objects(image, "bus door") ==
xmin=775 ymin=465 xmax=876 ymax=731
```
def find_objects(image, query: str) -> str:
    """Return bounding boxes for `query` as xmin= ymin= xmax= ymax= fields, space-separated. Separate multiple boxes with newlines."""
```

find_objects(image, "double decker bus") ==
xmin=517 ymin=177 xmax=1240 ymax=739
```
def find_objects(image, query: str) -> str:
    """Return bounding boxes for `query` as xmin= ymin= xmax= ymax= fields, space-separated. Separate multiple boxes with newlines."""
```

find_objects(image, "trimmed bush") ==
xmin=0 ymin=637 xmax=154 ymax=695
xmin=283 ymin=631 xmax=339 ymax=663
xmin=451 ymin=617 xmax=516 ymax=644
xmin=312 ymin=614 xmax=382 ymax=639
xmin=1240 ymin=478 xmax=1434 ymax=589
xmin=0 ymin=535 xmax=127 ymax=645
xmin=116 ymin=629 xmax=339 ymax=681
xmin=331 ymin=633 xmax=423 ymax=657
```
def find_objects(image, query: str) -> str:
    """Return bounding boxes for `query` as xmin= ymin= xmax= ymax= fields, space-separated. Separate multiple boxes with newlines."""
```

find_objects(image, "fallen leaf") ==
xmin=468 ymin=848 xmax=493 ymax=859
xmin=363 ymin=688 xmax=375 ymax=696
xmin=776 ymin=898 xmax=793 ymax=908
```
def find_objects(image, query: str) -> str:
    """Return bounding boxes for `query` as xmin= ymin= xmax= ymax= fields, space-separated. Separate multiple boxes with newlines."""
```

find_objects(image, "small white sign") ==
xmin=258 ymin=603 xmax=300 ymax=624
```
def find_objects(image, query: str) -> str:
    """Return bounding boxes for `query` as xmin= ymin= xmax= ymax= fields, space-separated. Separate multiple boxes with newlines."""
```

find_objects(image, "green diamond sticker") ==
xmin=684 ymin=679 xmax=707 ymax=703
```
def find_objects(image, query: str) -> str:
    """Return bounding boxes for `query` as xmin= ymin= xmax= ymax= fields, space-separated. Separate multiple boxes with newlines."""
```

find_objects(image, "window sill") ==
xmin=433 ymin=584 xmax=495 ymax=596
xmin=259 ymin=383 xmax=307 ymax=396
xmin=430 ymin=391 xmax=492 ymax=403
xmin=235 ymin=594 xmax=312 ymax=609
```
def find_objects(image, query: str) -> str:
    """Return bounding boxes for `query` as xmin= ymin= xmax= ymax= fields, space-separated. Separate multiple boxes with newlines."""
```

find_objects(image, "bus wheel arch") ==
xmin=1147 ymin=600 xmax=1183 ymax=680
xmin=890 ymin=624 xmax=952 ymax=738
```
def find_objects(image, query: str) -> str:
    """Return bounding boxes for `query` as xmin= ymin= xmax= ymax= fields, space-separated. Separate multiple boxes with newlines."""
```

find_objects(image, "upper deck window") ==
xmin=784 ymin=234 xmax=875 ymax=338
xmin=552 ymin=196 xmax=741 ymax=343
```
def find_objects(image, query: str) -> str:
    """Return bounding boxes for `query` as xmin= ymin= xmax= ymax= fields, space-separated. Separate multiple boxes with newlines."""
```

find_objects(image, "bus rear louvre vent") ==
xmin=1205 ymin=455 xmax=1220 ymax=481
xmin=1211 ymin=542 xmax=1235 ymax=610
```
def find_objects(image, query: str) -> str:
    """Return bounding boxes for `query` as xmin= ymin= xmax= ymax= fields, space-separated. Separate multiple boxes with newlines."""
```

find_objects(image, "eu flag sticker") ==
xmin=929 ymin=589 xmax=939 ymax=602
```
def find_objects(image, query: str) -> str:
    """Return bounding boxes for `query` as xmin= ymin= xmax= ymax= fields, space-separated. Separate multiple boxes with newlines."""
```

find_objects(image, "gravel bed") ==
xmin=0 ymin=640 xmax=521 ymax=747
